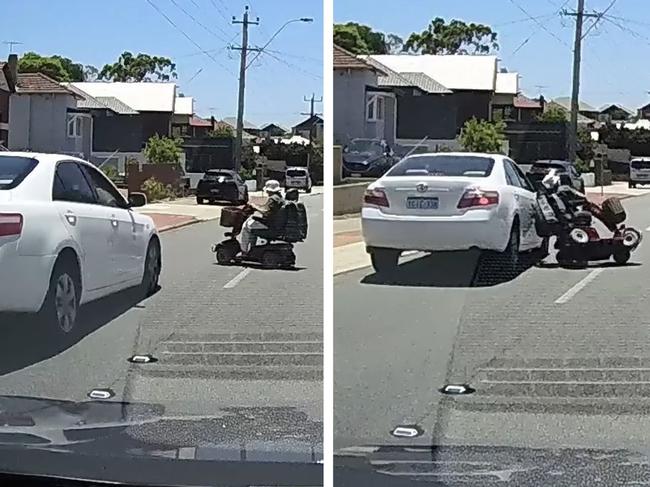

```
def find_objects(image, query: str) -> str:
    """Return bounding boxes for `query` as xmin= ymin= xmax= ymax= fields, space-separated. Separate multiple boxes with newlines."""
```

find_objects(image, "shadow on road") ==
xmin=360 ymin=251 xmax=540 ymax=288
xmin=213 ymin=262 xmax=307 ymax=272
xmin=0 ymin=286 xmax=159 ymax=376
xmin=537 ymin=260 xmax=642 ymax=270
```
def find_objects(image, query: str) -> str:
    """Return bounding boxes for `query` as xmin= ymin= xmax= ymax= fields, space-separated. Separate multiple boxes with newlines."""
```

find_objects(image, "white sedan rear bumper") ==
xmin=0 ymin=240 xmax=56 ymax=313
xmin=362 ymin=207 xmax=511 ymax=253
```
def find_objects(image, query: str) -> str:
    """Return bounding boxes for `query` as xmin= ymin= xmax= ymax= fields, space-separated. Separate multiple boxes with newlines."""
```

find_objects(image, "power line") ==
xmin=506 ymin=0 xmax=571 ymax=57
xmin=493 ymin=12 xmax=558 ymax=28
xmin=168 ymin=0 xmax=231 ymax=42
xmin=260 ymin=51 xmax=322 ymax=80
xmin=145 ymin=0 xmax=236 ymax=76
xmin=207 ymin=0 xmax=236 ymax=32
xmin=264 ymin=48 xmax=322 ymax=64
xmin=581 ymin=0 xmax=618 ymax=38
xmin=507 ymin=0 xmax=571 ymax=48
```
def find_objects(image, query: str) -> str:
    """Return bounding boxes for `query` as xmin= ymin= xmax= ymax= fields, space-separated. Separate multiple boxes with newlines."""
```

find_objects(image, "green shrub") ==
xmin=101 ymin=165 xmax=119 ymax=181
xmin=460 ymin=118 xmax=506 ymax=153
xmin=141 ymin=177 xmax=174 ymax=202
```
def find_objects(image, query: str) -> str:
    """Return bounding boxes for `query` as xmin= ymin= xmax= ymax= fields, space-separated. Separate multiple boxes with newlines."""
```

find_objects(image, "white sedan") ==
xmin=362 ymin=152 xmax=546 ymax=273
xmin=0 ymin=152 xmax=161 ymax=335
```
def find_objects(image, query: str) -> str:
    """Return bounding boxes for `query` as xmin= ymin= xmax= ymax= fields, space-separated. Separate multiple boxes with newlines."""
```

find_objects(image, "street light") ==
xmin=246 ymin=17 xmax=314 ymax=69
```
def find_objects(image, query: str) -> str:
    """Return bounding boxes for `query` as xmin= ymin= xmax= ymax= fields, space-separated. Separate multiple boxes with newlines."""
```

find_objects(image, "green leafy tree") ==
xmin=18 ymin=52 xmax=97 ymax=81
xmin=208 ymin=125 xmax=234 ymax=138
xmin=83 ymin=65 xmax=99 ymax=81
xmin=99 ymin=52 xmax=176 ymax=82
xmin=460 ymin=118 xmax=506 ymax=153
xmin=143 ymin=134 xmax=183 ymax=164
xmin=538 ymin=104 xmax=568 ymax=123
xmin=333 ymin=23 xmax=389 ymax=54
xmin=405 ymin=18 xmax=498 ymax=54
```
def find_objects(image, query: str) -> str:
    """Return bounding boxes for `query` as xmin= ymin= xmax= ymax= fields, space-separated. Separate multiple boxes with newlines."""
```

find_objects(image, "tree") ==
xmin=404 ymin=18 xmax=498 ymax=54
xmin=538 ymin=104 xmax=568 ymax=123
xmin=143 ymin=134 xmax=183 ymax=164
xmin=208 ymin=125 xmax=234 ymax=138
xmin=333 ymin=23 xmax=390 ymax=54
xmin=99 ymin=52 xmax=176 ymax=82
xmin=19 ymin=52 xmax=77 ymax=81
xmin=83 ymin=65 xmax=99 ymax=82
xmin=460 ymin=118 xmax=506 ymax=153
xmin=385 ymin=34 xmax=405 ymax=54
xmin=18 ymin=52 xmax=98 ymax=81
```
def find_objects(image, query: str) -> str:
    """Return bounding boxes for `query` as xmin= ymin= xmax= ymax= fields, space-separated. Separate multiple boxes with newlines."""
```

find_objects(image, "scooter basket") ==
xmin=220 ymin=206 xmax=247 ymax=228
xmin=601 ymin=197 xmax=626 ymax=226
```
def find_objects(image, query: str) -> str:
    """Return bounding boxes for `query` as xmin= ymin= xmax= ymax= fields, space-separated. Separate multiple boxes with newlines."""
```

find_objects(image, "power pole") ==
xmin=567 ymin=0 xmax=586 ymax=163
xmin=301 ymin=93 xmax=322 ymax=170
xmin=231 ymin=6 xmax=259 ymax=171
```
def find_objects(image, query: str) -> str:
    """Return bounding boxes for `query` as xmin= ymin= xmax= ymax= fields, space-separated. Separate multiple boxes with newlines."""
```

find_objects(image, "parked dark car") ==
xmin=526 ymin=159 xmax=585 ymax=193
xmin=342 ymin=138 xmax=399 ymax=178
xmin=196 ymin=169 xmax=249 ymax=205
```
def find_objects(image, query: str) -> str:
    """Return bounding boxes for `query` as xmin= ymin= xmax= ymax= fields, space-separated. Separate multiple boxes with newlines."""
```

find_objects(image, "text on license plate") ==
xmin=406 ymin=197 xmax=439 ymax=209
xmin=211 ymin=189 xmax=220 ymax=193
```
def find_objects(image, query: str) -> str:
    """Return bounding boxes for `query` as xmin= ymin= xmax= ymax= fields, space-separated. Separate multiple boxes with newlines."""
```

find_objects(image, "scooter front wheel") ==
xmin=215 ymin=240 xmax=240 ymax=265
xmin=613 ymin=248 xmax=631 ymax=265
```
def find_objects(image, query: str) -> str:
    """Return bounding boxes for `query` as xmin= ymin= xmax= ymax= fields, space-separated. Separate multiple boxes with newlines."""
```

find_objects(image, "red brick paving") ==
xmin=144 ymin=213 xmax=197 ymax=233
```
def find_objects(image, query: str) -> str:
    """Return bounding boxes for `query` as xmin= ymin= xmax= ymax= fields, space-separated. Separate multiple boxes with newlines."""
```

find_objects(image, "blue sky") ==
xmin=335 ymin=0 xmax=650 ymax=111
xmin=4 ymin=0 xmax=323 ymax=128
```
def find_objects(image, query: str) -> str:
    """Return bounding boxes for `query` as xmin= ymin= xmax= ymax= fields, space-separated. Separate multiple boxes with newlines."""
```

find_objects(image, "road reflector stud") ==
xmin=87 ymin=389 xmax=115 ymax=400
xmin=440 ymin=384 xmax=475 ymax=395
xmin=390 ymin=425 xmax=423 ymax=438
xmin=128 ymin=354 xmax=158 ymax=364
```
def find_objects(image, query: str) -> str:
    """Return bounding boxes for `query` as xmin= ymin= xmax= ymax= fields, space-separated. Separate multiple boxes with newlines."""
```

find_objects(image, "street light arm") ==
xmin=246 ymin=17 xmax=313 ymax=69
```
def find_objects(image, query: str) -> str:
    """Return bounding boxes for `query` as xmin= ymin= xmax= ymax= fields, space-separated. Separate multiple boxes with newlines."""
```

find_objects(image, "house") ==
xmin=292 ymin=114 xmax=323 ymax=143
xmin=368 ymin=54 xmax=513 ymax=144
xmin=599 ymin=103 xmax=633 ymax=123
xmin=552 ymin=97 xmax=600 ymax=120
xmin=0 ymin=55 xmax=17 ymax=148
xmin=333 ymin=44 xmax=393 ymax=145
xmin=68 ymin=81 xmax=178 ymax=168
xmin=171 ymin=96 xmax=194 ymax=136
xmin=222 ymin=117 xmax=259 ymax=137
xmin=260 ymin=123 xmax=288 ymax=138
xmin=8 ymin=73 xmax=91 ymax=158
xmin=545 ymin=100 xmax=598 ymax=127
xmin=637 ymin=102 xmax=650 ymax=120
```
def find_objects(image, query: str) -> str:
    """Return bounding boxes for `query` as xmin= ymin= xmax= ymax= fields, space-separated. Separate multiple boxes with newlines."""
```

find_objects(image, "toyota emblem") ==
xmin=416 ymin=183 xmax=428 ymax=193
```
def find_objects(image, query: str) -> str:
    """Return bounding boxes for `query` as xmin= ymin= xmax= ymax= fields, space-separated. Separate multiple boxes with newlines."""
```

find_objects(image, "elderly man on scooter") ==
xmin=239 ymin=179 xmax=285 ymax=256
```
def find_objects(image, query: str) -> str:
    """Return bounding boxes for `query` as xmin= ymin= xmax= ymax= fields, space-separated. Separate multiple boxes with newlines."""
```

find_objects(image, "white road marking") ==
xmin=223 ymin=268 xmax=252 ymax=289
xmin=554 ymin=269 xmax=604 ymax=304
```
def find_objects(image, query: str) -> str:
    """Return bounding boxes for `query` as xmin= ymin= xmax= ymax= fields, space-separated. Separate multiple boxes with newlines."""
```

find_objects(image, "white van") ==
xmin=285 ymin=166 xmax=312 ymax=193
xmin=629 ymin=157 xmax=650 ymax=188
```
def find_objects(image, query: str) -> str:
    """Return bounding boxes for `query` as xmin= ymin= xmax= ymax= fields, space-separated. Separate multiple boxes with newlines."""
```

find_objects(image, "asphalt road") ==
xmin=0 ymin=194 xmax=323 ymax=458
xmin=334 ymin=193 xmax=650 ymax=454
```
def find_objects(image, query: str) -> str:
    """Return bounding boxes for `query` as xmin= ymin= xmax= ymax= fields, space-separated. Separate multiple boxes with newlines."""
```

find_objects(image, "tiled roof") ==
xmin=190 ymin=115 xmax=213 ymax=127
xmin=514 ymin=94 xmax=542 ymax=109
xmin=378 ymin=71 xmax=451 ymax=94
xmin=64 ymin=83 xmax=138 ymax=114
xmin=16 ymin=73 xmax=76 ymax=95
xmin=69 ymin=82 xmax=176 ymax=112
xmin=334 ymin=45 xmax=380 ymax=72
xmin=553 ymin=97 xmax=597 ymax=112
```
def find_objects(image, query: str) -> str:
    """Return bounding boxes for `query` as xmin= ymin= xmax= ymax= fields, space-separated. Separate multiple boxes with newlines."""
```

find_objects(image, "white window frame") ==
xmin=366 ymin=94 xmax=385 ymax=122
xmin=67 ymin=114 xmax=83 ymax=139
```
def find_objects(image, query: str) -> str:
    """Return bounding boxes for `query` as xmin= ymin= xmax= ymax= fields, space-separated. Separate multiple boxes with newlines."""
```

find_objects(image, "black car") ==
xmin=196 ymin=169 xmax=249 ymax=205
xmin=526 ymin=159 xmax=585 ymax=193
xmin=342 ymin=138 xmax=398 ymax=178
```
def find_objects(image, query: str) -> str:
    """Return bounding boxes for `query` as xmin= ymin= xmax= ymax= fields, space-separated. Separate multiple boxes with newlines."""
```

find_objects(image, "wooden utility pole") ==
xmin=301 ymin=93 xmax=322 ymax=170
xmin=231 ymin=7 xmax=259 ymax=171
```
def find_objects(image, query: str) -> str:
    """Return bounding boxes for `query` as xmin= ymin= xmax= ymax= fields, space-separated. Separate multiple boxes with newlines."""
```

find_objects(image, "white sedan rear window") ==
xmin=0 ymin=156 xmax=38 ymax=189
xmin=387 ymin=155 xmax=495 ymax=177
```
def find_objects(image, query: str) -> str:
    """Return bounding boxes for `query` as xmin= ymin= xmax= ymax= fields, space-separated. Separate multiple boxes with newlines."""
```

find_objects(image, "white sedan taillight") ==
xmin=0 ymin=213 xmax=23 ymax=237
xmin=364 ymin=188 xmax=390 ymax=208
xmin=457 ymin=189 xmax=499 ymax=209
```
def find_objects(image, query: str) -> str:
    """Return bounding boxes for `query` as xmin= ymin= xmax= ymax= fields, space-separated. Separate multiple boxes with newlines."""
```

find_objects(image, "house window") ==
xmin=67 ymin=115 xmax=83 ymax=138
xmin=367 ymin=94 xmax=384 ymax=122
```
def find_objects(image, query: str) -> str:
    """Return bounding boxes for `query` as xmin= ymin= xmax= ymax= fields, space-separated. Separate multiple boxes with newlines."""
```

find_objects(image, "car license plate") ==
xmin=210 ymin=189 xmax=220 ymax=193
xmin=406 ymin=197 xmax=439 ymax=209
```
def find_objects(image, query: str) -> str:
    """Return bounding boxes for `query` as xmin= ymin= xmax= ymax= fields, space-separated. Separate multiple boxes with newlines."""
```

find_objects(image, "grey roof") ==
xmin=553 ymin=97 xmax=597 ymax=112
xmin=223 ymin=117 xmax=258 ymax=130
xmin=65 ymin=83 xmax=138 ymax=114
xmin=378 ymin=71 xmax=451 ymax=94
xmin=599 ymin=103 xmax=634 ymax=115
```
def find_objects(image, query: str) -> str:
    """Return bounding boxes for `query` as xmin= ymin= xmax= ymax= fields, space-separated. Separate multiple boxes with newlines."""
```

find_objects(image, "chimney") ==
xmin=7 ymin=54 xmax=17 ymax=86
